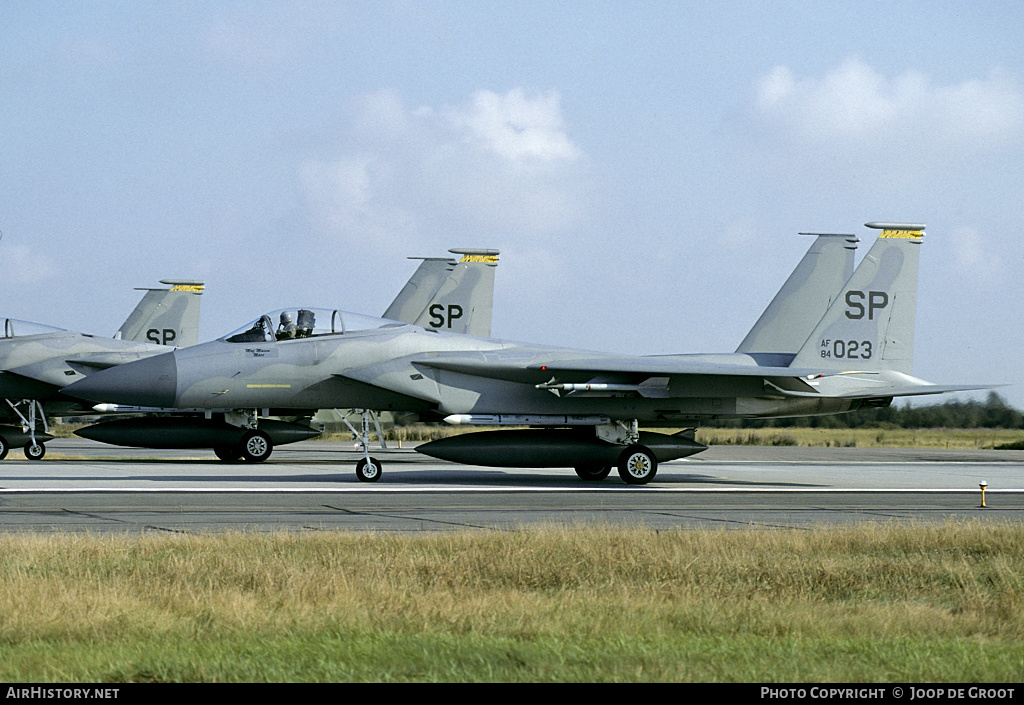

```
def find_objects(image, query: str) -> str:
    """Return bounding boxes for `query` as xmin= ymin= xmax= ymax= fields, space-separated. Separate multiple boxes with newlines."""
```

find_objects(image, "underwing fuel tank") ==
xmin=416 ymin=429 xmax=707 ymax=468
xmin=0 ymin=425 xmax=55 ymax=446
xmin=74 ymin=417 xmax=321 ymax=449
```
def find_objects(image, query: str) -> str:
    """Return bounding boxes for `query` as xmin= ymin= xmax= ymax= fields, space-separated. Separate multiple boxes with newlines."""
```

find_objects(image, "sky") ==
xmin=2 ymin=1 xmax=1023 ymax=409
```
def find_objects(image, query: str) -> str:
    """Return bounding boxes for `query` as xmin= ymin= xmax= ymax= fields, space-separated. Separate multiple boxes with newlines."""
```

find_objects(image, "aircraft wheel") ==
xmin=575 ymin=464 xmax=612 ymax=481
xmin=214 ymin=445 xmax=242 ymax=462
xmin=0 ymin=435 xmax=8 ymax=461
xmin=617 ymin=445 xmax=657 ymax=485
xmin=240 ymin=430 xmax=272 ymax=463
xmin=24 ymin=442 xmax=45 ymax=461
xmin=355 ymin=457 xmax=382 ymax=482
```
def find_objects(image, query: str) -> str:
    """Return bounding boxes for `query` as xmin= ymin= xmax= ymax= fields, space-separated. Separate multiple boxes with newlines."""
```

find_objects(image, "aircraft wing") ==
xmin=415 ymin=353 xmax=823 ymax=382
xmin=406 ymin=353 xmax=995 ymax=401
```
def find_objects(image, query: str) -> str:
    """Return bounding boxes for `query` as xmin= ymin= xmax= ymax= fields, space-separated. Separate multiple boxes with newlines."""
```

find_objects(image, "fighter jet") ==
xmin=0 ymin=280 xmax=204 ymax=459
xmin=65 ymin=223 xmax=986 ymax=484
xmin=72 ymin=248 xmax=500 ymax=460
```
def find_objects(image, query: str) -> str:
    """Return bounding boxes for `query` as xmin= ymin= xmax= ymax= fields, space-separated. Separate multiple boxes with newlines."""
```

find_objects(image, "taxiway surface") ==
xmin=0 ymin=439 xmax=1021 ymax=533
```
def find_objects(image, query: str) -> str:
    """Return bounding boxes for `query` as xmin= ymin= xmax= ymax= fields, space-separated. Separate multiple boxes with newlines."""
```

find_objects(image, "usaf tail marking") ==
xmin=844 ymin=290 xmax=889 ymax=320
xmin=819 ymin=339 xmax=873 ymax=360
xmin=429 ymin=304 xmax=464 ymax=329
xmin=146 ymin=329 xmax=177 ymax=345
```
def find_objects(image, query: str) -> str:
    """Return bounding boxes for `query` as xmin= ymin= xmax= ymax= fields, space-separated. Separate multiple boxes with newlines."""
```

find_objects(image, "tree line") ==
xmin=705 ymin=392 xmax=1024 ymax=430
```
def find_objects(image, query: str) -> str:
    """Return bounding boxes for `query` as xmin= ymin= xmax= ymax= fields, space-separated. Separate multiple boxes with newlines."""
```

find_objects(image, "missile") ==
xmin=416 ymin=428 xmax=706 ymax=468
xmin=92 ymin=404 xmax=207 ymax=414
xmin=535 ymin=377 xmax=670 ymax=398
xmin=74 ymin=417 xmax=321 ymax=449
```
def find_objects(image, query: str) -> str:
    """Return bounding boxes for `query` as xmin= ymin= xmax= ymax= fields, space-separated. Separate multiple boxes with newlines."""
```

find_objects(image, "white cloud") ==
xmin=0 ymin=244 xmax=57 ymax=287
xmin=755 ymin=58 xmax=1024 ymax=151
xmin=943 ymin=226 xmax=1005 ymax=283
xmin=445 ymin=88 xmax=581 ymax=163
xmin=299 ymin=87 xmax=590 ymax=248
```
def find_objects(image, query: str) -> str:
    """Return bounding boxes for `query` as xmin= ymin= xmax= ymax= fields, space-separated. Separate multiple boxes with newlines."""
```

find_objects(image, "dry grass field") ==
xmin=693 ymin=427 xmax=1024 ymax=449
xmin=0 ymin=522 xmax=1022 ymax=682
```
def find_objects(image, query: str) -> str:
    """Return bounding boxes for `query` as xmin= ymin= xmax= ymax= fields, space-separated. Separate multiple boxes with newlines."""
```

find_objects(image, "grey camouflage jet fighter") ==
xmin=72 ymin=249 xmax=499 ymax=460
xmin=0 ymin=280 xmax=204 ymax=459
xmin=66 ymin=223 xmax=987 ymax=483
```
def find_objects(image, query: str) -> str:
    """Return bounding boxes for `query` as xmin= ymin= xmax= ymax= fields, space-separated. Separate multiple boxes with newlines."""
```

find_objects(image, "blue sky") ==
xmin=3 ymin=1 xmax=1023 ymax=408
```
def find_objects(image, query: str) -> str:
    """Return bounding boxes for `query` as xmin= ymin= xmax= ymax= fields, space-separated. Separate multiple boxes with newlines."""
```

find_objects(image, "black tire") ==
xmin=0 ymin=435 xmax=8 ymax=461
xmin=355 ymin=456 xmax=382 ymax=482
xmin=214 ymin=444 xmax=242 ymax=462
xmin=240 ymin=430 xmax=272 ymax=463
xmin=24 ymin=441 xmax=45 ymax=461
xmin=617 ymin=445 xmax=657 ymax=485
xmin=575 ymin=464 xmax=612 ymax=481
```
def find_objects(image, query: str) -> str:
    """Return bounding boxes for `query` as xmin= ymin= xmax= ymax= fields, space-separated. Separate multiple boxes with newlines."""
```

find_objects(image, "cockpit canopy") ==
xmin=0 ymin=318 xmax=65 ymax=339
xmin=222 ymin=308 xmax=403 ymax=344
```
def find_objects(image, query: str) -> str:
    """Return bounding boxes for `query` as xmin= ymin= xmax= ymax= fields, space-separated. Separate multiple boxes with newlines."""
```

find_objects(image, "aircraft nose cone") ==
xmin=63 ymin=352 xmax=178 ymax=408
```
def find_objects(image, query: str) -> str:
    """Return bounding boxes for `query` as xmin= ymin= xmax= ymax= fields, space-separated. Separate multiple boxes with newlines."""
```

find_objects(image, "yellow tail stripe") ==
xmin=880 ymin=229 xmax=924 ymax=239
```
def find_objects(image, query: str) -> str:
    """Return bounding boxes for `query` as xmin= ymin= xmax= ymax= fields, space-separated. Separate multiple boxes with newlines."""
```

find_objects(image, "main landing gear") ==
xmin=616 ymin=444 xmax=658 ymax=485
xmin=213 ymin=412 xmax=274 ymax=463
xmin=213 ymin=432 xmax=274 ymax=463
xmin=581 ymin=418 xmax=659 ymax=483
xmin=0 ymin=399 xmax=53 ymax=461
xmin=573 ymin=445 xmax=659 ymax=485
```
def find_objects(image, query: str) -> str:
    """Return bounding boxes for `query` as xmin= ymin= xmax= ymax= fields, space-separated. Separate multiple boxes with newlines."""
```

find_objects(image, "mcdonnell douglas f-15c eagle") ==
xmin=64 ymin=224 xmax=987 ymax=484
xmin=0 ymin=279 xmax=204 ymax=460
xmin=71 ymin=249 xmax=500 ymax=460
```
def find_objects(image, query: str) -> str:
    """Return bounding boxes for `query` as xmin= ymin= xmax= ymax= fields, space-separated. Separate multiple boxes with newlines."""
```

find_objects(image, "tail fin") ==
xmin=736 ymin=232 xmax=858 ymax=360
xmin=790 ymin=223 xmax=925 ymax=374
xmin=115 ymin=280 xmax=205 ymax=347
xmin=382 ymin=257 xmax=458 ymax=324
xmin=382 ymin=248 xmax=499 ymax=336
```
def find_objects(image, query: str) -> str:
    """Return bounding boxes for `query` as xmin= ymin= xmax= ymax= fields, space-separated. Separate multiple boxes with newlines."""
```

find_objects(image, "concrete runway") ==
xmin=0 ymin=439 xmax=1021 ymax=533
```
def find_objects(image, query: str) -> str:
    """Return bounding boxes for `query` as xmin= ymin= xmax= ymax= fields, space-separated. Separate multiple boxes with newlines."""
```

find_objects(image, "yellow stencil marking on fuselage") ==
xmin=246 ymin=384 xmax=292 ymax=389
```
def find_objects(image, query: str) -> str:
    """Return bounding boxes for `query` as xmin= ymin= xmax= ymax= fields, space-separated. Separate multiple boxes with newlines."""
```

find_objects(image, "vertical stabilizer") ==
xmin=382 ymin=257 xmax=457 ymax=324
xmin=790 ymin=223 xmax=924 ymax=374
xmin=384 ymin=249 xmax=500 ymax=337
xmin=116 ymin=280 xmax=205 ymax=347
xmin=736 ymin=232 xmax=858 ymax=359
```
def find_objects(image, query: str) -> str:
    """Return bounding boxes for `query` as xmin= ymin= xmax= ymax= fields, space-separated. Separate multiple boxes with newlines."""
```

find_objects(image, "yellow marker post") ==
xmin=979 ymin=481 xmax=988 ymax=508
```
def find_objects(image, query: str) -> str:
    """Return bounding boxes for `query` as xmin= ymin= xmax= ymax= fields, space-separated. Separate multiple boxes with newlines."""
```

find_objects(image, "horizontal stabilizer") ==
xmin=765 ymin=378 xmax=1000 ymax=400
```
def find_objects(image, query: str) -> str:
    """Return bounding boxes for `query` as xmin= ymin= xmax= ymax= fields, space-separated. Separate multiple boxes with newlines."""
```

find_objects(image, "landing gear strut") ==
xmin=7 ymin=399 xmax=48 ymax=461
xmin=343 ymin=409 xmax=384 ymax=482
xmin=601 ymin=420 xmax=658 ymax=485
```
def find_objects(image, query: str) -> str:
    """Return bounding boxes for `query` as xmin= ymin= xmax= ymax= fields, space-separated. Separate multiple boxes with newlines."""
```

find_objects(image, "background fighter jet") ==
xmin=0 ymin=280 xmax=204 ymax=460
xmin=72 ymin=248 xmax=500 ymax=460
xmin=66 ymin=223 xmax=987 ymax=484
